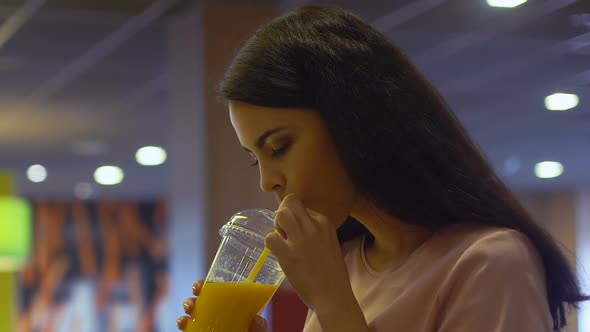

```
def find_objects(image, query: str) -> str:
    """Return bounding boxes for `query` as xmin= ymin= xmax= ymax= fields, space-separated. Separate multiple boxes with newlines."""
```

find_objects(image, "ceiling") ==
xmin=0 ymin=0 xmax=589 ymax=199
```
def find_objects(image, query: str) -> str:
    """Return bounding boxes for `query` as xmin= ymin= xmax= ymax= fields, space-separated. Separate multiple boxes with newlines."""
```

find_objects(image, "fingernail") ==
xmin=176 ymin=317 xmax=182 ymax=328
xmin=183 ymin=301 xmax=189 ymax=311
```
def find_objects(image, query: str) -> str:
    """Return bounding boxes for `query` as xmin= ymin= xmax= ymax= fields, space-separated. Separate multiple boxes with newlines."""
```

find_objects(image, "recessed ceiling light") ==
xmin=544 ymin=93 xmax=579 ymax=111
xmin=94 ymin=166 xmax=124 ymax=185
xmin=135 ymin=146 xmax=167 ymax=166
xmin=487 ymin=0 xmax=527 ymax=8
xmin=534 ymin=161 xmax=563 ymax=179
xmin=26 ymin=164 xmax=47 ymax=183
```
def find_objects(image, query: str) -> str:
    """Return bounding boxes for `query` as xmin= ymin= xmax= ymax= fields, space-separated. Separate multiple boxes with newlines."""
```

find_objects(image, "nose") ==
xmin=258 ymin=162 xmax=284 ymax=194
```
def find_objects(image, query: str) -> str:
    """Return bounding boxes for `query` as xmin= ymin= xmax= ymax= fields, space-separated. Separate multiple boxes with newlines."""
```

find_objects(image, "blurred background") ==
xmin=0 ymin=0 xmax=589 ymax=331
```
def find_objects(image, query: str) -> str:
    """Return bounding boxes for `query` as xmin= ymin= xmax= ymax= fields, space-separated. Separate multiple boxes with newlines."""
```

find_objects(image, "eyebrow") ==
xmin=242 ymin=126 xmax=288 ymax=152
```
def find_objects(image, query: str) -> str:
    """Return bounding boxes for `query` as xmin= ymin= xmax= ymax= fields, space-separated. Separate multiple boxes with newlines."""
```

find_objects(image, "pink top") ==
xmin=303 ymin=223 xmax=553 ymax=332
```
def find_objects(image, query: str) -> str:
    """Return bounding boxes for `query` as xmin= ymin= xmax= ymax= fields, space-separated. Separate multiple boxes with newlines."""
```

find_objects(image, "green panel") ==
xmin=0 ymin=272 xmax=16 ymax=332
xmin=0 ymin=197 xmax=32 ymax=271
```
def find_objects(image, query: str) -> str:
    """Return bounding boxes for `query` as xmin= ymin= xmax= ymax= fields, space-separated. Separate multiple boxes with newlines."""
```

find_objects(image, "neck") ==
xmin=350 ymin=199 xmax=436 ymax=272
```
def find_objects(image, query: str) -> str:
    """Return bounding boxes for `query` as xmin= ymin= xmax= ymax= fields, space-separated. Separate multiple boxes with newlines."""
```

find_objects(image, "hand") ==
xmin=176 ymin=280 xmax=269 ymax=332
xmin=176 ymin=279 xmax=203 ymax=331
xmin=266 ymin=194 xmax=355 ymax=313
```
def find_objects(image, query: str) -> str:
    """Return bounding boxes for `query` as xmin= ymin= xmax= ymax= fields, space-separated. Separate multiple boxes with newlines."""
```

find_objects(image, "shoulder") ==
xmin=433 ymin=225 xmax=553 ymax=330
xmin=433 ymin=223 xmax=547 ymax=299
xmin=445 ymin=224 xmax=544 ymax=273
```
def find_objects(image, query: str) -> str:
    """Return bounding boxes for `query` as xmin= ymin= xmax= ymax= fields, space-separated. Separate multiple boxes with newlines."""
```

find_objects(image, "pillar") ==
xmin=164 ymin=3 xmax=277 ymax=329
xmin=519 ymin=190 xmax=590 ymax=332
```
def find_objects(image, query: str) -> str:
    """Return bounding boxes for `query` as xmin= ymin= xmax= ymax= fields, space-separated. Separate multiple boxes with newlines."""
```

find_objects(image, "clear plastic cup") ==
xmin=185 ymin=209 xmax=285 ymax=332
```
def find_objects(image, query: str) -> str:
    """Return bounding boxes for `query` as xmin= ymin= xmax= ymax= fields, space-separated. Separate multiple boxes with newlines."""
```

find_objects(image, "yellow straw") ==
xmin=247 ymin=247 xmax=271 ymax=282
xmin=246 ymin=231 xmax=280 ymax=282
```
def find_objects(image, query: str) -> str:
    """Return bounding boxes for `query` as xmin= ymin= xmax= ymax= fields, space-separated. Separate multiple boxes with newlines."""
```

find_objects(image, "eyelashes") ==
xmin=249 ymin=142 xmax=292 ymax=167
xmin=271 ymin=142 xmax=292 ymax=157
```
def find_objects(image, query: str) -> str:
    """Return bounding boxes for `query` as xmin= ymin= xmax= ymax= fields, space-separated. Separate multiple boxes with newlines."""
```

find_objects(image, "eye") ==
xmin=271 ymin=142 xmax=292 ymax=157
xmin=248 ymin=141 xmax=292 ymax=167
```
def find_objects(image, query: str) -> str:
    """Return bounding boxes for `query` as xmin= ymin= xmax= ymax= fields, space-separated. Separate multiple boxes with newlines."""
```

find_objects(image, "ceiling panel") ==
xmin=0 ymin=0 xmax=588 ymax=198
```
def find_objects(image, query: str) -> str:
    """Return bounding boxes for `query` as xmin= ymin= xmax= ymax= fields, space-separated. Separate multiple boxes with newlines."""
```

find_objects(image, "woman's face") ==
xmin=229 ymin=101 xmax=358 ymax=226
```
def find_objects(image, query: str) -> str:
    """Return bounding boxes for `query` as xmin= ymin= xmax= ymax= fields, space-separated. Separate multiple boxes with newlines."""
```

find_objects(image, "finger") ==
xmin=250 ymin=315 xmax=269 ymax=332
xmin=183 ymin=297 xmax=196 ymax=315
xmin=274 ymin=207 xmax=300 ymax=240
xmin=265 ymin=232 xmax=289 ymax=262
xmin=192 ymin=279 xmax=204 ymax=296
xmin=280 ymin=194 xmax=313 ymax=232
xmin=177 ymin=316 xmax=189 ymax=330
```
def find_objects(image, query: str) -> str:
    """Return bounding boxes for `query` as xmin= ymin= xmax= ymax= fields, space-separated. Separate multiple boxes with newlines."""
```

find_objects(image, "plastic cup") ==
xmin=184 ymin=209 xmax=285 ymax=332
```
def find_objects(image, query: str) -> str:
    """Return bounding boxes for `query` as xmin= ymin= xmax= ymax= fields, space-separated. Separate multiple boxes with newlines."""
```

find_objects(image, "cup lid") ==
xmin=219 ymin=209 xmax=276 ymax=245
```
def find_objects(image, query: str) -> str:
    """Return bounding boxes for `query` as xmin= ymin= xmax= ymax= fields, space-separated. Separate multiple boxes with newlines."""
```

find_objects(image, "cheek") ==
xmin=290 ymin=146 xmax=356 ymax=225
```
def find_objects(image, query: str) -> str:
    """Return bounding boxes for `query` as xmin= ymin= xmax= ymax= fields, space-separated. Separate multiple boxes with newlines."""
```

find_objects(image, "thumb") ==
xmin=251 ymin=315 xmax=269 ymax=332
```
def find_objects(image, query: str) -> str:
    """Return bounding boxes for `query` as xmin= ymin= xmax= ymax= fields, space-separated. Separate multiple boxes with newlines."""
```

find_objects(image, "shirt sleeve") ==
xmin=436 ymin=229 xmax=554 ymax=332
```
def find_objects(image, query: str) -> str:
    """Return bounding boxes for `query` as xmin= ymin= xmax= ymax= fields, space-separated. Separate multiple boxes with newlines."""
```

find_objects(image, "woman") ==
xmin=176 ymin=5 xmax=588 ymax=332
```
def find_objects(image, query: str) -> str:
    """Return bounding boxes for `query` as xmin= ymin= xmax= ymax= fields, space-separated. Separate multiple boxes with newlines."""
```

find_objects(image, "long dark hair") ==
xmin=218 ymin=5 xmax=589 ymax=331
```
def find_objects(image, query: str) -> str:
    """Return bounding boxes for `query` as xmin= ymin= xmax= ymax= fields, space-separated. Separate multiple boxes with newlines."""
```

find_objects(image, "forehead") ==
xmin=229 ymin=102 xmax=318 ymax=137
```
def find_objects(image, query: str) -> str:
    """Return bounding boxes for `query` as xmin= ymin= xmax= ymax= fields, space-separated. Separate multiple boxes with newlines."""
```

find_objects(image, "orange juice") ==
xmin=185 ymin=281 xmax=279 ymax=332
